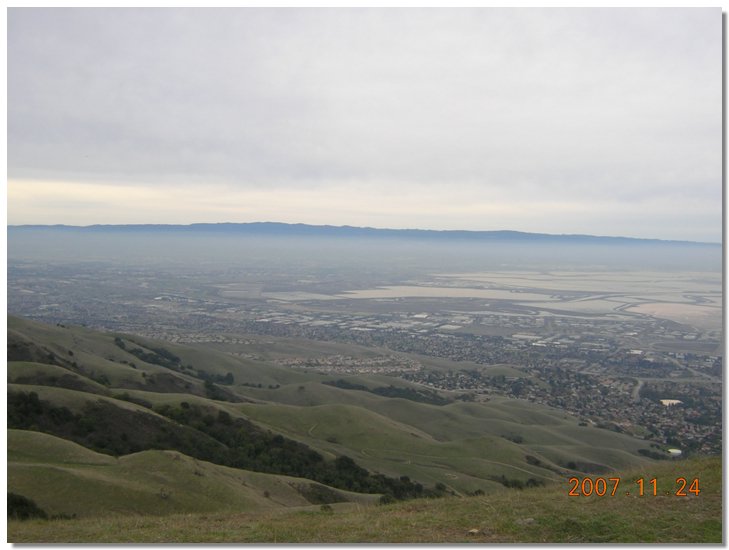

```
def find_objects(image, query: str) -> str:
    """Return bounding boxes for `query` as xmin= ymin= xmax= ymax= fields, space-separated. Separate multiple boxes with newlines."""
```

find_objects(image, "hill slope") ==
xmin=8 ymin=430 xmax=377 ymax=519
xmin=8 ymin=455 xmax=721 ymax=543
xmin=9 ymin=314 xmax=709 ymax=530
xmin=7 ymin=316 xmax=658 ymax=490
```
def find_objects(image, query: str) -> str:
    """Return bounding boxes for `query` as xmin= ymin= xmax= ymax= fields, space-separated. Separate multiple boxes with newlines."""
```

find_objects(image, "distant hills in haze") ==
xmin=7 ymin=222 xmax=720 ymax=247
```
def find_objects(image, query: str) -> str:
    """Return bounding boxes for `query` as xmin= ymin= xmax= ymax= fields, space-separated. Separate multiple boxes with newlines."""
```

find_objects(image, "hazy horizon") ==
xmin=7 ymin=8 xmax=722 ymax=243
xmin=6 ymin=219 xmax=723 ymax=246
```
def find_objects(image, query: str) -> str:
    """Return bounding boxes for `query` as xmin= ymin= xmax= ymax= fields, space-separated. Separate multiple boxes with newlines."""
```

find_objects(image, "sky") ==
xmin=7 ymin=8 xmax=723 ymax=242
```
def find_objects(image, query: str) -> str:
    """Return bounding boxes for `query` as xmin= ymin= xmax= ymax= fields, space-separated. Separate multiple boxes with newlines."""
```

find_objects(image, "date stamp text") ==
xmin=567 ymin=477 xmax=700 ymax=497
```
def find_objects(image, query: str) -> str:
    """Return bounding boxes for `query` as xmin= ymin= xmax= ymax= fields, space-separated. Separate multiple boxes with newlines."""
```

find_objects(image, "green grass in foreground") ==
xmin=8 ymin=456 xmax=721 ymax=543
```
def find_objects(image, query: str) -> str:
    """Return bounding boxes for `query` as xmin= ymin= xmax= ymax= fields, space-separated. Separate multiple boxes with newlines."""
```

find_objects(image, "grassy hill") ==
xmin=8 ymin=455 xmax=721 ymax=543
xmin=8 ymin=430 xmax=377 ymax=520
xmin=8 ymin=314 xmax=719 ymax=542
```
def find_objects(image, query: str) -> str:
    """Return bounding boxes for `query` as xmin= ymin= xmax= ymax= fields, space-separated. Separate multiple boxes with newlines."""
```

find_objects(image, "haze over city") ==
xmin=7 ymin=8 xmax=722 ymax=243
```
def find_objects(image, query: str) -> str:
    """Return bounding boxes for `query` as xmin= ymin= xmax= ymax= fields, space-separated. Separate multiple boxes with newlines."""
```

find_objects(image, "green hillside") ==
xmin=8 ymin=314 xmax=717 ymax=542
xmin=9 ymin=455 xmax=721 ymax=543
xmin=8 ymin=430 xmax=377 ymax=520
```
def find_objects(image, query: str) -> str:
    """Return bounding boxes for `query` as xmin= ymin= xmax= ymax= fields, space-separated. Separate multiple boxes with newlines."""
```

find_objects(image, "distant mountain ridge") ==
xmin=7 ymin=222 xmax=719 ymax=246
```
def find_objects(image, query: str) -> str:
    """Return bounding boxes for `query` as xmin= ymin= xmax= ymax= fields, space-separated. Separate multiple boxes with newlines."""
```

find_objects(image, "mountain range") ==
xmin=8 ymin=222 xmax=720 ymax=246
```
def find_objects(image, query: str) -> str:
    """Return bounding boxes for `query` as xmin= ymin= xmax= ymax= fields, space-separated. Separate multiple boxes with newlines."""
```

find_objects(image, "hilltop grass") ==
xmin=233 ymin=399 xmax=649 ymax=492
xmin=9 ymin=456 xmax=721 ymax=543
xmin=8 ymin=430 xmax=378 ymax=519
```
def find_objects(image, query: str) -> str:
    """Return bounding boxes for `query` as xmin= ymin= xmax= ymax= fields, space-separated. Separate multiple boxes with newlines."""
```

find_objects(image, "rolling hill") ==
xmin=9 ymin=451 xmax=721 ymax=543
xmin=9 ymin=429 xmax=377 ymax=519
xmin=8 ymin=314 xmax=717 ymax=542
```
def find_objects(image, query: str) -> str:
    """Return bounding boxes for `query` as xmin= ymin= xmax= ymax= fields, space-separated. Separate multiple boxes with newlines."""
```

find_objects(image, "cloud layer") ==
xmin=7 ymin=8 xmax=722 ymax=241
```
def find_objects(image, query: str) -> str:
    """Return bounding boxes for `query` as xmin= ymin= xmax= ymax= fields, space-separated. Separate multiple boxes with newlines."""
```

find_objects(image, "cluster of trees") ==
xmin=8 ymin=493 xmax=48 ymax=520
xmin=323 ymin=379 xmax=451 ymax=406
xmin=114 ymin=337 xmax=182 ymax=371
xmin=490 ymin=474 xmax=545 ymax=489
xmin=7 ymin=492 xmax=76 ymax=521
xmin=8 ymin=391 xmax=227 ymax=459
xmin=197 ymin=370 xmax=234 ymax=385
xmin=7 ymin=391 xmax=444 ymax=503
xmin=9 ymin=391 xmax=76 ymax=431
xmin=153 ymin=402 xmax=444 ymax=500
xmin=114 ymin=337 xmax=236 ymax=391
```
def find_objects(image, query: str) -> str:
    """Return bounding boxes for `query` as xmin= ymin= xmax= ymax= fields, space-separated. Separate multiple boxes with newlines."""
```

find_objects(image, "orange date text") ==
xmin=567 ymin=477 xmax=700 ymax=497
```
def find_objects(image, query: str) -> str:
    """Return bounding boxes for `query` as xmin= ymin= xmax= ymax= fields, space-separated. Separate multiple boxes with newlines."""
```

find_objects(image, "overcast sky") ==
xmin=7 ymin=8 xmax=722 ymax=242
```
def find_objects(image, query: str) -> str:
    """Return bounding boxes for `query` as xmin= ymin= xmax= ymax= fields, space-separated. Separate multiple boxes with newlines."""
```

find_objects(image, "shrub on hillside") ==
xmin=8 ymin=493 xmax=48 ymax=520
